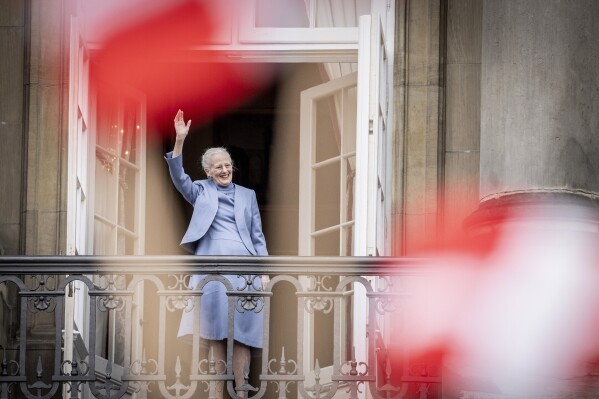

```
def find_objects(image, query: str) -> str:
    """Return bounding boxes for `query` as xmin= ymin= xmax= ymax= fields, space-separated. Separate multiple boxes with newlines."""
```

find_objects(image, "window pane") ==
xmin=315 ymin=0 xmax=371 ymax=28
xmin=343 ymin=155 xmax=355 ymax=223
xmin=118 ymin=163 xmax=137 ymax=232
xmin=120 ymin=97 xmax=140 ymax=165
xmin=95 ymin=148 xmax=117 ymax=222
xmin=342 ymin=225 xmax=353 ymax=256
xmin=314 ymin=228 xmax=340 ymax=256
xmin=314 ymin=297 xmax=334 ymax=367
xmin=315 ymin=161 xmax=340 ymax=231
xmin=342 ymin=86 xmax=357 ymax=154
xmin=94 ymin=220 xmax=115 ymax=255
xmin=96 ymin=87 xmax=119 ymax=153
xmin=315 ymin=94 xmax=340 ymax=163
xmin=117 ymin=231 xmax=136 ymax=255
xmin=256 ymin=0 xmax=309 ymax=27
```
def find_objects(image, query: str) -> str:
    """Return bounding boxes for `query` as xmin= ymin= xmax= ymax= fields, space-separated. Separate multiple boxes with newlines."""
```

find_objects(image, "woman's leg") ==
xmin=211 ymin=340 xmax=252 ymax=398
xmin=210 ymin=340 xmax=226 ymax=399
xmin=233 ymin=341 xmax=251 ymax=398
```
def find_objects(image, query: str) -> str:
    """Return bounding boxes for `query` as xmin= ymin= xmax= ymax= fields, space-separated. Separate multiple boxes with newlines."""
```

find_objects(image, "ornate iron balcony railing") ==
xmin=0 ymin=256 xmax=440 ymax=399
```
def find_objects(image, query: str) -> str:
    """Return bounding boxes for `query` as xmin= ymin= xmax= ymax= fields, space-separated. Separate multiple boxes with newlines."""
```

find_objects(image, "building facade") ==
xmin=1 ymin=0 xmax=599 ymax=398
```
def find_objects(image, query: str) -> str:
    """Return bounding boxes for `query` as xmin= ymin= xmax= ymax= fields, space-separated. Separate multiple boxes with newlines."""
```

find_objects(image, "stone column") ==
xmin=455 ymin=1 xmax=599 ymax=396
xmin=23 ymin=0 xmax=71 ymax=255
xmin=441 ymin=0 xmax=482 ymax=239
xmin=393 ymin=0 xmax=444 ymax=255
xmin=0 ymin=0 xmax=26 ymax=256
xmin=471 ymin=0 xmax=599 ymax=226
xmin=23 ymin=0 xmax=72 ymax=388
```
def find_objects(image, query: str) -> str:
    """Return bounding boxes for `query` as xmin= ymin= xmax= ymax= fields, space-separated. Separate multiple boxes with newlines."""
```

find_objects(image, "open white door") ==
xmin=66 ymin=15 xmax=148 ymax=392
xmin=65 ymin=18 xmax=92 ymax=388
xmin=355 ymin=11 xmax=393 ymax=256
xmin=299 ymin=70 xmax=358 ymax=388
xmin=67 ymin=17 xmax=91 ymax=258
xmin=299 ymin=71 xmax=358 ymax=258
xmin=298 ymin=10 xmax=393 ymax=397
xmin=90 ymin=83 xmax=147 ymax=379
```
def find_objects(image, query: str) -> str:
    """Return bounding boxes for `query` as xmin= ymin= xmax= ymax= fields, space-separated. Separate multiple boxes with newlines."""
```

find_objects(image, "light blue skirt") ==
xmin=177 ymin=235 xmax=264 ymax=348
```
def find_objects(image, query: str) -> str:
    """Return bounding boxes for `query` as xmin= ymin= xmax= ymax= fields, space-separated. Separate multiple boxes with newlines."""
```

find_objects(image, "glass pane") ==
xmin=95 ymin=148 xmax=117 ymax=222
xmin=256 ymin=0 xmax=309 ymax=27
xmin=380 ymin=117 xmax=388 ymax=183
xmin=315 ymin=161 xmax=340 ymax=231
xmin=342 ymin=225 xmax=353 ymax=256
xmin=314 ymin=298 xmax=334 ymax=367
xmin=376 ymin=190 xmax=384 ymax=255
xmin=342 ymin=86 xmax=357 ymax=154
xmin=118 ymin=163 xmax=137 ymax=232
xmin=117 ymin=231 xmax=136 ymax=255
xmin=314 ymin=228 xmax=340 ymax=256
xmin=315 ymin=0 xmax=371 ymax=27
xmin=94 ymin=220 xmax=115 ymax=255
xmin=96 ymin=87 xmax=119 ymax=154
xmin=76 ymin=115 xmax=88 ymax=183
xmin=95 ymin=306 xmax=109 ymax=359
xmin=343 ymin=155 xmax=355 ymax=223
xmin=120 ymin=97 xmax=140 ymax=164
xmin=113 ymin=309 xmax=126 ymax=366
xmin=315 ymin=94 xmax=340 ymax=163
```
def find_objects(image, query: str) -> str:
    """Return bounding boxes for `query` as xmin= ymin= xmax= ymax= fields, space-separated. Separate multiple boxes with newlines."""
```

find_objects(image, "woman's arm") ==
xmin=165 ymin=152 xmax=201 ymax=205
xmin=172 ymin=109 xmax=191 ymax=157
xmin=165 ymin=109 xmax=200 ymax=204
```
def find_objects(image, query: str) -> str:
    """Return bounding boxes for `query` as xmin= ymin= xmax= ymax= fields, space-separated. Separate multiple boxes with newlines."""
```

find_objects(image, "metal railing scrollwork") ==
xmin=0 ymin=256 xmax=439 ymax=399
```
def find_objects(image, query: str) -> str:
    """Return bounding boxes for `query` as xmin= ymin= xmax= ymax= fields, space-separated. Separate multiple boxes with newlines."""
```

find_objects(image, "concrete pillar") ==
xmin=455 ymin=1 xmax=599 ymax=397
xmin=393 ymin=0 xmax=444 ymax=255
xmin=478 ymin=0 xmax=599 ymax=207
xmin=441 ymin=0 xmax=482 ymax=239
xmin=23 ymin=0 xmax=71 ymax=255
xmin=0 ymin=0 xmax=26 ymax=256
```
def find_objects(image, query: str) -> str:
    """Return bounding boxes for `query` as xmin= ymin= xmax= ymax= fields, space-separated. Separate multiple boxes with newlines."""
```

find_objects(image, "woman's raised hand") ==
xmin=174 ymin=109 xmax=191 ymax=140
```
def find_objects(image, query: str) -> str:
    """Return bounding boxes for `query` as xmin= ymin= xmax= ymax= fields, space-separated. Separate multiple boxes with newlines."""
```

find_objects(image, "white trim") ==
xmin=366 ymin=16 xmax=383 ymax=257
xmin=91 ymin=85 xmax=147 ymax=256
xmin=353 ymin=15 xmax=371 ymax=257
xmin=238 ymin=0 xmax=360 ymax=44
xmin=298 ymin=89 xmax=314 ymax=256
xmin=66 ymin=17 xmax=79 ymax=256
xmin=299 ymin=71 xmax=358 ymax=256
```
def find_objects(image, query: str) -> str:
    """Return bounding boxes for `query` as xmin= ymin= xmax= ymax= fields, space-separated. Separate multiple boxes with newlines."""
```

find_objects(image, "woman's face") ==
xmin=206 ymin=152 xmax=233 ymax=186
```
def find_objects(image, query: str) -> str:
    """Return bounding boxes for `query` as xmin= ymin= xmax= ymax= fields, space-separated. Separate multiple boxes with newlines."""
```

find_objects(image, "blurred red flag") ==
xmin=93 ymin=0 xmax=274 ymax=131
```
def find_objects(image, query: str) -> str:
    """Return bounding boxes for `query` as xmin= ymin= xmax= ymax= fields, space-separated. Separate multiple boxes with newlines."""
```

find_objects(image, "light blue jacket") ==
xmin=165 ymin=152 xmax=268 ymax=255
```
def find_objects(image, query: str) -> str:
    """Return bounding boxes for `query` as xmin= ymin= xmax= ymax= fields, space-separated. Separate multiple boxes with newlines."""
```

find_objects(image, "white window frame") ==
xmin=67 ymin=17 xmax=91 ymax=257
xmin=68 ymin=1 xmax=394 ymax=397
xmin=66 ymin=15 xmax=148 ymax=394
xmin=238 ymin=0 xmax=360 ymax=44
xmin=298 ymin=71 xmax=358 ymax=256
xmin=89 ymin=84 xmax=147 ymax=256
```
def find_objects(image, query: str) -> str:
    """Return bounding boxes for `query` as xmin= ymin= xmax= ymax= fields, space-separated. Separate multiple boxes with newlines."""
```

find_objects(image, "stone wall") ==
xmin=393 ymin=0 xmax=445 ymax=255
xmin=0 ymin=0 xmax=26 ymax=256
xmin=22 ymin=0 xmax=70 ymax=255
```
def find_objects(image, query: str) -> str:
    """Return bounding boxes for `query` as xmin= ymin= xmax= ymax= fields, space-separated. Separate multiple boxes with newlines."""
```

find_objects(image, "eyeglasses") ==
xmin=211 ymin=163 xmax=233 ymax=172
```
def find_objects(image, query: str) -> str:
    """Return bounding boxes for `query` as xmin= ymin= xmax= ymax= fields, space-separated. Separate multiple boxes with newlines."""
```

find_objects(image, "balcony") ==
xmin=0 ymin=256 xmax=440 ymax=399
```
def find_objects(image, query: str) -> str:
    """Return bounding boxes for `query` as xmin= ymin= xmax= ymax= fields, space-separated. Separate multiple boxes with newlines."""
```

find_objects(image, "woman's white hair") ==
xmin=201 ymin=147 xmax=232 ymax=172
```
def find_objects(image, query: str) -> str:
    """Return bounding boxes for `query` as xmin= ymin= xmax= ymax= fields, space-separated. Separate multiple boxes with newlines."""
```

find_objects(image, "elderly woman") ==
xmin=165 ymin=109 xmax=267 ymax=398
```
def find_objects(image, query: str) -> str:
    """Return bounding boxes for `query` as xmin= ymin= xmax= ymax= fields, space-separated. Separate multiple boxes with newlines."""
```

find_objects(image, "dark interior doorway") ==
xmin=161 ymin=73 xmax=278 ymax=241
